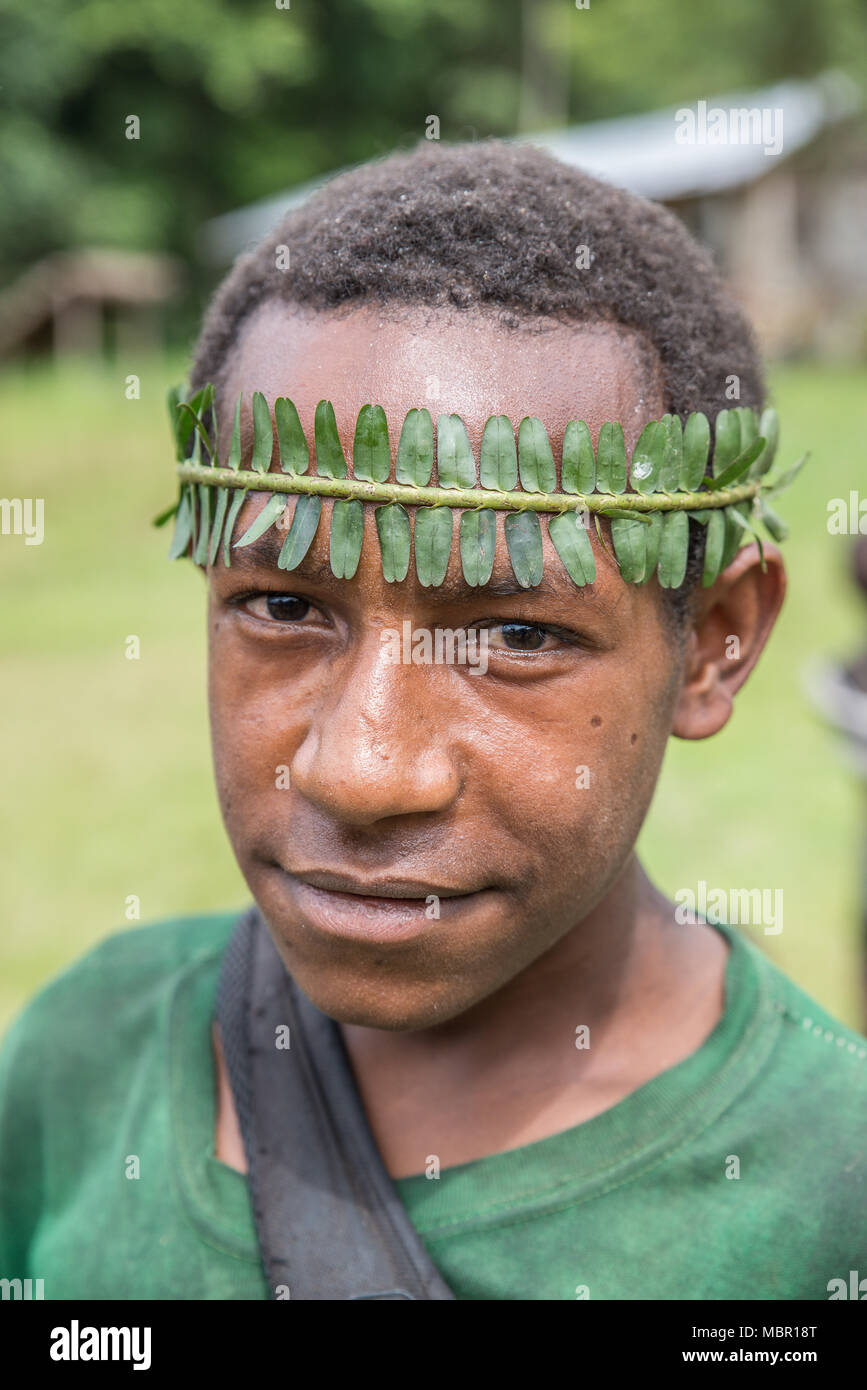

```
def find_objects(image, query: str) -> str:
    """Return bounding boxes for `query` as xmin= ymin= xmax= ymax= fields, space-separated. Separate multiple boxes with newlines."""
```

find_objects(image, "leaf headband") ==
xmin=156 ymin=383 xmax=805 ymax=591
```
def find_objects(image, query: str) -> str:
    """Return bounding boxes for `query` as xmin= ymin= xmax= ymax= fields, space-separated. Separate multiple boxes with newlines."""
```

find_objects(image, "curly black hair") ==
xmin=191 ymin=137 xmax=766 ymax=620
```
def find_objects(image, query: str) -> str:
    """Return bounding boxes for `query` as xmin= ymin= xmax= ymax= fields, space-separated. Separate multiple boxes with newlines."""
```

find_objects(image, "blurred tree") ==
xmin=0 ymin=0 xmax=864 ymax=292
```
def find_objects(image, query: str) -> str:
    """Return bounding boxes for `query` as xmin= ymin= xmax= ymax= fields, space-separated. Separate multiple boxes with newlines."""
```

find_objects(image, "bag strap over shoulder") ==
xmin=216 ymin=905 xmax=456 ymax=1301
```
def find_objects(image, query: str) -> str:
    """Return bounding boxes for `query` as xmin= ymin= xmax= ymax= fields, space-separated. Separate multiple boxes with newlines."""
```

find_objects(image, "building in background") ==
xmin=201 ymin=72 xmax=865 ymax=360
xmin=0 ymin=250 xmax=184 ymax=361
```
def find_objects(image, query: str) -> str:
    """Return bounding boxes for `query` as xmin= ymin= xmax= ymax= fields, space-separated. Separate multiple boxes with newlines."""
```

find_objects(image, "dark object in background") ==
xmin=808 ymin=534 xmax=867 ymax=1029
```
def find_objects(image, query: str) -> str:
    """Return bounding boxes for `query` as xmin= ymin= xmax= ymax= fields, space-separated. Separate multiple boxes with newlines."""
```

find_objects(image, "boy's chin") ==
xmin=288 ymin=964 xmax=480 ymax=1033
xmin=260 ymin=933 xmax=484 ymax=1031
xmin=251 ymin=872 xmax=518 ymax=1031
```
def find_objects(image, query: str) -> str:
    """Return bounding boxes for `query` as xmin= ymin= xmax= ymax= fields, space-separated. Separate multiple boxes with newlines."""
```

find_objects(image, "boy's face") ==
xmin=206 ymin=302 xmax=733 ymax=1029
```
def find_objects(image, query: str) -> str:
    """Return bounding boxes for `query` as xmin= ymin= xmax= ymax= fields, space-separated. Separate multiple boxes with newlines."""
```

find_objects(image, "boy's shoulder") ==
xmin=735 ymin=927 xmax=867 ymax=1104
xmin=0 ymin=910 xmax=241 ymax=1065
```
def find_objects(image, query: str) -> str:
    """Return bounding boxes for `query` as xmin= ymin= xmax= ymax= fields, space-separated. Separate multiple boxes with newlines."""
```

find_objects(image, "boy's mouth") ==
xmin=276 ymin=866 xmax=488 ymax=942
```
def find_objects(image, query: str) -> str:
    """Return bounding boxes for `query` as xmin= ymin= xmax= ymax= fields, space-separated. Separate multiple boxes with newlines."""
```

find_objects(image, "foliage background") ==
xmin=2 ymin=0 xmax=867 ymax=299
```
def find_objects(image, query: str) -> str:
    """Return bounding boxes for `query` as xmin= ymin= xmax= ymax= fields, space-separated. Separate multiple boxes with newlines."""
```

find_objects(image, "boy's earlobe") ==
xmin=671 ymin=543 xmax=786 ymax=741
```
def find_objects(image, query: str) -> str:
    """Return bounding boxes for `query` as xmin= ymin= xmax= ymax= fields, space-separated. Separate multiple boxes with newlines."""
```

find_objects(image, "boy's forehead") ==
xmin=222 ymin=299 xmax=666 ymax=456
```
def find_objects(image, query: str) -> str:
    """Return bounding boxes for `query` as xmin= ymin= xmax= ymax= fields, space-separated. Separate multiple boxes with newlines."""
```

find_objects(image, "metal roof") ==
xmin=201 ymin=70 xmax=860 ymax=265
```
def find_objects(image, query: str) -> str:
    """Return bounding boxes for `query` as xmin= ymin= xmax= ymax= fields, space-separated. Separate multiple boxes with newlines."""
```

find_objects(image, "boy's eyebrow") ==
xmin=425 ymin=573 xmax=576 ymax=603
xmin=221 ymin=529 xmax=614 ymax=609
xmin=221 ymin=529 xmax=298 ymax=573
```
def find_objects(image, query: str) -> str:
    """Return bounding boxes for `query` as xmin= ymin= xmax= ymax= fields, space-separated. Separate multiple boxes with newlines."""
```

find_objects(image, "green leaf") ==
xmin=595 ymin=422 xmax=627 ymax=494
xmin=167 ymin=382 xmax=182 ymax=427
xmin=712 ymin=409 xmax=740 ymax=477
xmin=757 ymin=495 xmax=789 ymax=542
xmin=548 ymin=511 xmax=596 ymax=586
xmin=223 ymin=489 xmax=248 ymax=568
xmin=200 ymin=383 xmax=216 ymax=459
xmin=437 ymin=414 xmax=476 ymax=489
xmin=396 ymin=408 xmax=434 ymax=486
xmin=722 ymin=503 xmax=754 ymax=569
xmin=750 ymin=407 xmax=779 ymax=479
xmin=657 ymin=510 xmax=689 ymax=589
xmin=179 ymin=401 xmax=203 ymax=457
xmin=189 ymin=480 xmax=198 ymax=553
xmin=375 ymin=504 xmax=412 ymax=581
xmin=611 ymin=515 xmax=648 ymax=583
xmin=660 ymin=414 xmax=683 ymax=492
xmin=175 ymin=397 xmax=199 ymax=460
xmin=594 ymin=513 xmax=612 ymax=562
xmin=227 ymin=396 xmax=243 ymax=470
xmin=517 ymin=417 xmax=556 ymax=493
xmin=208 ymin=486 xmax=230 ymax=567
xmin=167 ymin=385 xmax=185 ymax=461
xmin=193 ymin=484 xmax=213 ymax=565
xmin=504 ymin=511 xmax=543 ymax=587
xmin=642 ymin=512 xmax=663 ymax=580
xmin=329 ymin=499 xmax=364 ymax=579
xmin=764 ymin=452 xmax=807 ymax=499
xmin=599 ymin=507 xmax=653 ymax=523
xmin=734 ymin=407 xmax=759 ymax=454
xmin=250 ymin=392 xmax=274 ymax=473
xmin=275 ymin=397 xmax=308 ymax=474
xmin=153 ymin=499 xmax=179 ymax=529
xmin=480 ymin=416 xmax=518 ymax=490
xmin=278 ymin=495 xmax=322 ymax=571
xmin=414 ymin=507 xmax=453 ymax=587
xmin=630 ymin=420 xmax=665 ymax=494
xmin=235 ymin=492 xmax=287 ymax=548
xmin=728 ymin=505 xmax=766 ymax=569
xmin=353 ymin=404 xmax=391 ymax=483
xmin=459 ymin=509 xmax=497 ymax=586
xmin=702 ymin=510 xmax=726 ymax=587
xmin=314 ymin=400 xmax=347 ymax=478
xmin=687 ymin=508 xmax=714 ymax=524
xmin=561 ymin=420 xmax=595 ymax=494
xmin=180 ymin=390 xmax=214 ymax=462
xmin=681 ymin=412 xmax=710 ymax=491
xmin=168 ymin=487 xmax=193 ymax=560
xmin=703 ymin=436 xmax=765 ymax=490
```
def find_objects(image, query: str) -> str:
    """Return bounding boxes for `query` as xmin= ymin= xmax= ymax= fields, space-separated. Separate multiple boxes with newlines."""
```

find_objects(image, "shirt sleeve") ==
xmin=0 ymin=999 xmax=47 ymax=1279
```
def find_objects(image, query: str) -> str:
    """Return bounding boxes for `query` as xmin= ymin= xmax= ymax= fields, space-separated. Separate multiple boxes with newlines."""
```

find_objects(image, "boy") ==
xmin=1 ymin=139 xmax=865 ymax=1301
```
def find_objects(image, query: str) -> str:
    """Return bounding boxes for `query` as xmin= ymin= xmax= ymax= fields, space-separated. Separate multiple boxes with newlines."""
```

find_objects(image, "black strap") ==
xmin=216 ymin=905 xmax=456 ymax=1301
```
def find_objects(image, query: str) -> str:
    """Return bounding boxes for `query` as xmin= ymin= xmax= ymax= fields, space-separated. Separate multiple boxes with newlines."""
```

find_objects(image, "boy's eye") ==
xmin=243 ymin=593 xmax=313 ymax=622
xmin=487 ymin=622 xmax=557 ymax=652
xmin=267 ymin=594 xmax=310 ymax=622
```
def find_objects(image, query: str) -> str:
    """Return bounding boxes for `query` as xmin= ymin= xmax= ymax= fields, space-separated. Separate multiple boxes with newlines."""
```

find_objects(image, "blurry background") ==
xmin=2 ymin=0 xmax=867 ymax=1033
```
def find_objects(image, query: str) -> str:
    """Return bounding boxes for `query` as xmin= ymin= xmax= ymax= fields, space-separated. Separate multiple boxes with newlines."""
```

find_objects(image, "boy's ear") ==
xmin=671 ymin=542 xmax=786 ymax=741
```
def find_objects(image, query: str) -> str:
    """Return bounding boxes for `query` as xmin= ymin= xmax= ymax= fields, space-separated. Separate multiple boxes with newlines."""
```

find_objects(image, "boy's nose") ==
xmin=288 ymin=633 xmax=462 ymax=827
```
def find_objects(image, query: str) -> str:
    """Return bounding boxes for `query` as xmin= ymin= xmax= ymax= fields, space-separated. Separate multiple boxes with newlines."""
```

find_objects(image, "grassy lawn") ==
xmin=2 ymin=356 xmax=866 ymax=1034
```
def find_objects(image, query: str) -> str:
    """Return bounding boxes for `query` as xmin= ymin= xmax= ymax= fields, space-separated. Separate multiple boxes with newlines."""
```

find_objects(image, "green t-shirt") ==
xmin=0 ymin=911 xmax=865 ymax=1301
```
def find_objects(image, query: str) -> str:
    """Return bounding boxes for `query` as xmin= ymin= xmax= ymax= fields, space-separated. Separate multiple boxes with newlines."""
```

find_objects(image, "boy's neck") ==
xmin=337 ymin=855 xmax=729 ymax=1177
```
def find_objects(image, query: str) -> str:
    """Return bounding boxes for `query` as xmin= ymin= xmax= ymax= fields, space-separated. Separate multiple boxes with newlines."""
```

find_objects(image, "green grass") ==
xmin=1 ymin=358 xmax=866 ymax=1034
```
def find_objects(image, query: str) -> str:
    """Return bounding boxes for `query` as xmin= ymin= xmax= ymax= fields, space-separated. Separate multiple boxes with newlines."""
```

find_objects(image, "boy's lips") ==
xmin=276 ymin=866 xmax=489 ymax=942
xmin=286 ymin=867 xmax=485 ymax=898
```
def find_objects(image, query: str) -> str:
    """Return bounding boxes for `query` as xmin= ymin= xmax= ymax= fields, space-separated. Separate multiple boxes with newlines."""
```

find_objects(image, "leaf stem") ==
xmin=175 ymin=463 xmax=764 ymax=515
